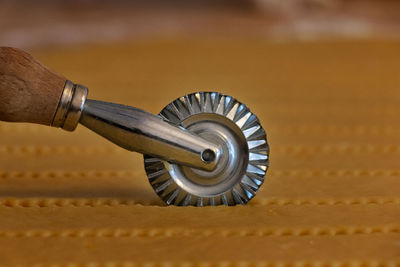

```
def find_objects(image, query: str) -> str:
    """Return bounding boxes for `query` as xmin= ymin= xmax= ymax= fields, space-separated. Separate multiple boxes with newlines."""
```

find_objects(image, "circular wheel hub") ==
xmin=143 ymin=92 xmax=269 ymax=206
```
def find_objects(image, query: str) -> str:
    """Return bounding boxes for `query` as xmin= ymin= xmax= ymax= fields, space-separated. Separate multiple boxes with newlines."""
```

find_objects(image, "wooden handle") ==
xmin=0 ymin=47 xmax=67 ymax=125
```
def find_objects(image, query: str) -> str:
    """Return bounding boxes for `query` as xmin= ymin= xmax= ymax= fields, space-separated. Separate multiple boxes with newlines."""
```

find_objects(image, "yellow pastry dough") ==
xmin=0 ymin=39 xmax=399 ymax=265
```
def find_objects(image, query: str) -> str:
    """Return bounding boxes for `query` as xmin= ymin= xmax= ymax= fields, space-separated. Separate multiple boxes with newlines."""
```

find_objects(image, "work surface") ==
xmin=1 ymin=39 xmax=400 ymax=265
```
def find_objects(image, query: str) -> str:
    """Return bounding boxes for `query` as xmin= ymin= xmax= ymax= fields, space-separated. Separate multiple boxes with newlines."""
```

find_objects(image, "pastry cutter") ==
xmin=0 ymin=47 xmax=269 ymax=206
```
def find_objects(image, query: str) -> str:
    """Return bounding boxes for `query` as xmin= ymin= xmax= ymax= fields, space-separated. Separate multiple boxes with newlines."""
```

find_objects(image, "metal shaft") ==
xmin=79 ymin=99 xmax=221 ymax=171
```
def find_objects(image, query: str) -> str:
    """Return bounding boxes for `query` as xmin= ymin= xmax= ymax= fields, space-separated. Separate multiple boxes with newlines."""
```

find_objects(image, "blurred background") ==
xmin=1 ymin=0 xmax=400 ymax=48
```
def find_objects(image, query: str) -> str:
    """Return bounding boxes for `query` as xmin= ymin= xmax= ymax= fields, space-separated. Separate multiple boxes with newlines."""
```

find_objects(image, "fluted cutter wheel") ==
xmin=144 ymin=92 xmax=269 ymax=206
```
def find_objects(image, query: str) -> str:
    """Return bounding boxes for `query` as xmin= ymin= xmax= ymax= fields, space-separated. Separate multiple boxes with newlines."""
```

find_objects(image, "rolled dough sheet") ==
xmin=0 ymin=39 xmax=399 ymax=266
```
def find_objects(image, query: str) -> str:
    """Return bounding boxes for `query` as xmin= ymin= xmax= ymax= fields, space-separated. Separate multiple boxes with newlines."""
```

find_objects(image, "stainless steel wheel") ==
xmin=143 ymin=92 xmax=269 ymax=206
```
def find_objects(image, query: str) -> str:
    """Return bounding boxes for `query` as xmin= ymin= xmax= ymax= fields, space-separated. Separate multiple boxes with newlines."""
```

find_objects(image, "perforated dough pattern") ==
xmin=0 ymin=39 xmax=399 ymax=266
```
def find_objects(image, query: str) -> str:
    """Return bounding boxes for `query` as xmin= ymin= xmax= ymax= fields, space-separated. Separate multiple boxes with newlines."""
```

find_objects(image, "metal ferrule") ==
xmin=51 ymin=80 xmax=88 ymax=131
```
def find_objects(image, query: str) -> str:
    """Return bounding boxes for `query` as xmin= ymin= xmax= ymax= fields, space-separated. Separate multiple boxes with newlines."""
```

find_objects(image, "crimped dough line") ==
xmin=2 ymin=144 xmax=400 ymax=156
xmin=2 ymin=124 xmax=400 ymax=136
xmin=0 ymin=225 xmax=399 ymax=238
xmin=2 ymin=169 xmax=400 ymax=180
xmin=0 ymin=170 xmax=142 ymax=180
xmin=0 ymin=197 xmax=399 ymax=208
xmin=16 ymin=260 xmax=400 ymax=267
